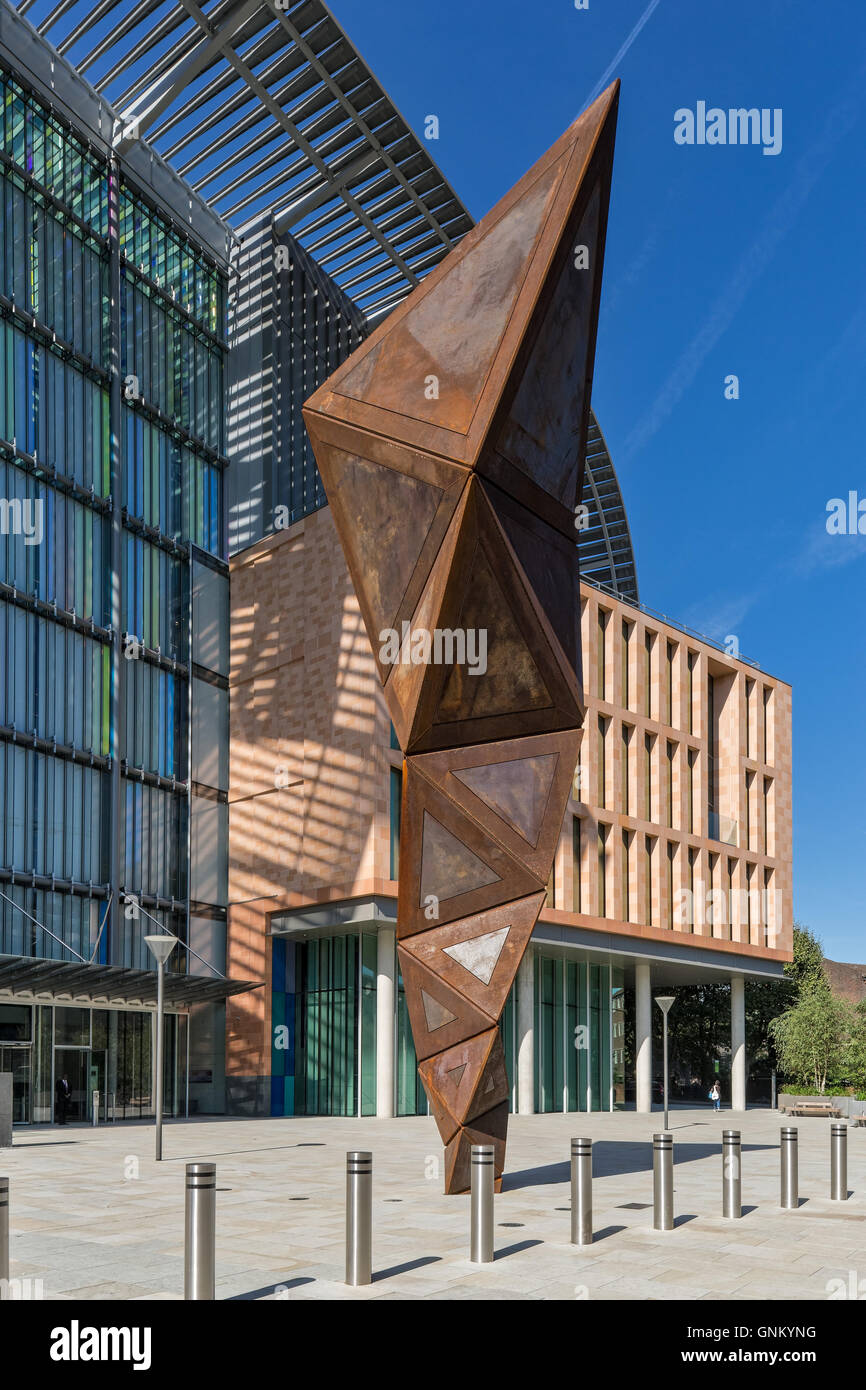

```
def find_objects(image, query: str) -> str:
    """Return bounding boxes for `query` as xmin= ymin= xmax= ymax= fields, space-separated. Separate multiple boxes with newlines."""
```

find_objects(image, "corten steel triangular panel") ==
xmin=399 ymin=893 xmax=546 ymax=1018
xmin=480 ymin=91 xmax=619 ymax=538
xmin=413 ymin=731 xmax=581 ymax=880
xmin=302 ymin=414 xmax=469 ymax=684
xmin=444 ymin=1101 xmax=510 ymax=1195
xmin=418 ymin=1028 xmax=502 ymax=1144
xmin=332 ymin=154 xmax=567 ymax=439
xmin=464 ymin=1031 xmax=510 ymax=1126
xmin=381 ymin=480 xmax=470 ymax=747
xmin=303 ymin=84 xmax=619 ymax=1192
xmin=482 ymin=477 xmax=582 ymax=678
xmin=403 ymin=477 xmax=583 ymax=753
xmin=303 ymin=81 xmax=619 ymax=481
xmin=397 ymin=948 xmax=495 ymax=1061
xmin=397 ymin=763 xmax=543 ymax=938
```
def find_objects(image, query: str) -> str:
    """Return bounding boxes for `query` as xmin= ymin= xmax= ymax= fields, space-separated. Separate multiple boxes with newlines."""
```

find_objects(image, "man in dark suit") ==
xmin=55 ymin=1074 xmax=70 ymax=1125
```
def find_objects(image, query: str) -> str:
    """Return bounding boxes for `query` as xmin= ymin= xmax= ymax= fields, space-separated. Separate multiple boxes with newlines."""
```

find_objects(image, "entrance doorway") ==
xmin=0 ymin=1045 xmax=31 ymax=1124
xmin=54 ymin=1048 xmax=91 ymax=1123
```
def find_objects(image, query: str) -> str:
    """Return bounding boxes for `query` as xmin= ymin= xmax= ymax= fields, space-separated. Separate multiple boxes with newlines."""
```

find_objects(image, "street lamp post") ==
xmin=655 ymin=995 xmax=676 ymax=1131
xmin=145 ymin=934 xmax=178 ymax=1161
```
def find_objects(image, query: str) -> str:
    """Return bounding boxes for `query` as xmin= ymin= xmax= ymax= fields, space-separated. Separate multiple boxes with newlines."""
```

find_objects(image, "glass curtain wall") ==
xmin=273 ymin=932 xmax=379 ymax=1117
xmin=0 ymin=65 xmax=228 ymax=976
xmin=535 ymin=955 xmax=615 ymax=1112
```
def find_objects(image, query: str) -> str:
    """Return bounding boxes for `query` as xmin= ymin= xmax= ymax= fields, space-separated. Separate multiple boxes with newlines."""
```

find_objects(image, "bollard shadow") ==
xmin=672 ymin=1214 xmax=700 ymax=1228
xmin=589 ymin=1224 xmax=627 ymax=1243
xmin=373 ymin=1255 xmax=441 ymax=1282
xmin=228 ymin=1276 xmax=315 ymax=1300
xmin=493 ymin=1239 xmax=543 ymax=1260
xmin=503 ymin=1139 xmax=777 ymax=1191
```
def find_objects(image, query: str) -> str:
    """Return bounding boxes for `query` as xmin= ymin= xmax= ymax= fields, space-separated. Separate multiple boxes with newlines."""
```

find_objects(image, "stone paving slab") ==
xmin=2 ymin=1108 xmax=866 ymax=1300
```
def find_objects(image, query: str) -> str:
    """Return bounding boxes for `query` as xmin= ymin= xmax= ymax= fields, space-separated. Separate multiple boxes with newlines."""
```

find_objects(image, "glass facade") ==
xmin=0 ymin=1000 xmax=185 ymax=1124
xmin=0 ymin=63 xmax=228 ymax=1116
xmin=0 ymin=65 xmax=227 ymax=947
xmin=270 ymin=935 xmax=623 ymax=1118
xmin=271 ymin=933 xmax=379 ymax=1117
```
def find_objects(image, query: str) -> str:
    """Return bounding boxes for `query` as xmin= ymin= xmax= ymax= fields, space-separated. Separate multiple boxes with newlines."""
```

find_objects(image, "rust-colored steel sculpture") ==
xmin=304 ymin=82 xmax=619 ymax=1192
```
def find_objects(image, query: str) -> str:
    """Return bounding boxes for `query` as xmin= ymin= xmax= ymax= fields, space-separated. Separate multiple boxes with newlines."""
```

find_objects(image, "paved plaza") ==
xmin=2 ymin=1108 xmax=865 ymax=1301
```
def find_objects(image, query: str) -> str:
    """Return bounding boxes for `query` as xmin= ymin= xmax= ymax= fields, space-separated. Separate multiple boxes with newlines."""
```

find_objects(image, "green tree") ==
xmin=769 ymin=976 xmax=853 ymax=1094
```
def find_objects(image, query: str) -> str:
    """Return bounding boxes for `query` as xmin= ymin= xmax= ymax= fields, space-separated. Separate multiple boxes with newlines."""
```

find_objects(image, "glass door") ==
xmin=54 ymin=1049 xmax=90 ymax=1123
xmin=0 ymin=1045 xmax=32 ymax=1124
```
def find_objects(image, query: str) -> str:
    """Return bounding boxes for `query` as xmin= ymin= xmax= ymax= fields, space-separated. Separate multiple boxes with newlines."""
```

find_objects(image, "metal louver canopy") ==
xmin=13 ymin=0 xmax=474 ymax=320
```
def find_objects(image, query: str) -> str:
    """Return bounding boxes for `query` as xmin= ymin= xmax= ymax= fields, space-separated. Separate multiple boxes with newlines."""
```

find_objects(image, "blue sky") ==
xmin=334 ymin=0 xmax=866 ymax=961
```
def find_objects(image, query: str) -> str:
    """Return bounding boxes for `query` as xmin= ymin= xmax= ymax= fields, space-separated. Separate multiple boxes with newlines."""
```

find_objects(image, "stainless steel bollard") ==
xmin=722 ymin=1129 xmax=742 ymax=1218
xmin=184 ymin=1162 xmax=216 ymax=1300
xmin=570 ymin=1137 xmax=593 ymax=1245
xmin=92 ymin=1090 xmax=100 ymax=1127
xmin=345 ymin=1151 xmax=372 ymax=1286
xmin=831 ymin=1122 xmax=848 ymax=1201
xmin=470 ymin=1143 xmax=495 ymax=1263
xmin=0 ymin=1177 xmax=8 ymax=1293
xmin=780 ymin=1126 xmax=798 ymax=1209
xmin=653 ymin=1132 xmax=674 ymax=1231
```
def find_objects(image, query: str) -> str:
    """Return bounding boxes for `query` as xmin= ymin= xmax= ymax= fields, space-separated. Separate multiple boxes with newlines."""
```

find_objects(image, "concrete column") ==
xmin=635 ymin=959 xmax=652 ymax=1113
xmin=376 ymin=927 xmax=396 ymax=1118
xmin=731 ymin=974 xmax=746 ymax=1111
xmin=516 ymin=946 xmax=535 ymax=1115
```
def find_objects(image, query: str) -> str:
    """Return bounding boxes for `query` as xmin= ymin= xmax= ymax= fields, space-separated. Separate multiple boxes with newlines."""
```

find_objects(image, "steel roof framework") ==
xmin=11 ymin=0 xmax=637 ymax=589
xmin=13 ymin=0 xmax=474 ymax=320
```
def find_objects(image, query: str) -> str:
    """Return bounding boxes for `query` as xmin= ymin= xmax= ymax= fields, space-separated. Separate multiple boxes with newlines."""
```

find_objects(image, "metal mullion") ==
xmin=289 ymin=171 xmax=394 ymax=242
xmin=95 ymin=3 xmax=201 ymax=96
xmin=197 ymin=130 xmax=308 ymax=204
xmin=115 ymin=0 xmax=268 ymax=147
xmin=337 ymin=251 xmax=406 ymax=295
xmin=276 ymin=8 xmax=460 ymax=253
xmin=174 ymin=7 xmax=421 ymax=289
xmin=56 ymin=0 xmax=126 ymax=56
xmin=216 ymin=158 xmax=318 ymax=223
xmin=160 ymin=42 xmax=311 ymax=156
xmin=36 ymin=0 xmax=86 ymax=38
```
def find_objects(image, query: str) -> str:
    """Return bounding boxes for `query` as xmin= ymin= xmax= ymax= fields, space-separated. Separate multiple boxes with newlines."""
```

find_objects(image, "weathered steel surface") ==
xmin=304 ymin=82 xmax=619 ymax=1191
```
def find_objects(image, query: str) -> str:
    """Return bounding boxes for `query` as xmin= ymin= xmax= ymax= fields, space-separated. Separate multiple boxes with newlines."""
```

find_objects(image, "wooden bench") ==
xmin=851 ymin=1114 xmax=866 ymax=1127
xmin=785 ymin=1101 xmax=843 ymax=1118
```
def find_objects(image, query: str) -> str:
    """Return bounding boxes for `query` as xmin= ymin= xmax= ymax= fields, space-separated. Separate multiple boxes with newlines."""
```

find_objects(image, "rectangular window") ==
xmin=745 ymin=678 xmax=754 ymax=759
xmin=745 ymin=770 xmax=753 ymax=851
xmin=571 ymin=816 xmax=582 ymax=913
xmin=687 ymin=651 xmax=696 ymax=734
xmin=645 ymin=836 xmax=654 ymax=926
xmin=621 ymin=829 xmax=630 ymax=922
xmin=687 ymin=747 xmax=696 ymax=834
xmin=687 ymin=847 xmax=696 ymax=933
xmin=644 ymin=733 xmax=652 ymax=821
xmin=621 ymin=619 xmax=631 ymax=710
xmin=763 ymin=686 xmax=772 ymax=763
xmin=666 ymin=640 xmax=675 ymax=726
xmin=763 ymin=776 xmax=772 ymax=855
xmin=597 ymin=826 xmax=607 ymax=917
xmin=389 ymin=766 xmax=402 ymax=880
xmin=622 ymin=723 xmax=631 ymax=816
xmin=666 ymin=740 xmax=675 ymax=829
xmin=667 ymin=842 xmax=675 ymax=929
xmin=597 ymin=609 xmax=607 ymax=700
xmin=644 ymin=631 xmax=653 ymax=717
xmin=597 ymin=715 xmax=607 ymax=808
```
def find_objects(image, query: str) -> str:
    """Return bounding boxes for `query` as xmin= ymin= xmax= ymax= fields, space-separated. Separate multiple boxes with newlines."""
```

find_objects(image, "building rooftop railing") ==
xmin=581 ymin=573 xmax=762 ymax=671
